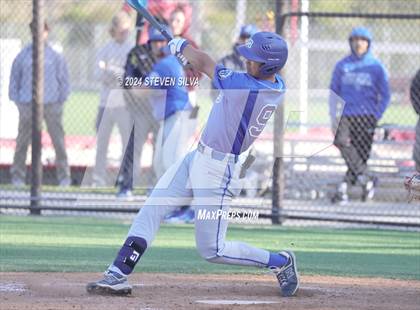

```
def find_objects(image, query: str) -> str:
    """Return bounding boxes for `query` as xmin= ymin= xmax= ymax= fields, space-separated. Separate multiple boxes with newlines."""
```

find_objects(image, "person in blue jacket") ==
xmin=146 ymin=27 xmax=195 ymax=179
xmin=329 ymin=27 xmax=390 ymax=203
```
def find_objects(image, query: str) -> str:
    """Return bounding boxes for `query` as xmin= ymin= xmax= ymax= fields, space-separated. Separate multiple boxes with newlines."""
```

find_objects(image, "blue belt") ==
xmin=197 ymin=142 xmax=239 ymax=163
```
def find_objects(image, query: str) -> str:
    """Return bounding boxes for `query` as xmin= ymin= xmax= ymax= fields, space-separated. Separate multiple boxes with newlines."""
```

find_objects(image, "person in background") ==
xmin=116 ymin=15 xmax=160 ymax=199
xmin=219 ymin=24 xmax=258 ymax=72
xmin=404 ymin=69 xmax=420 ymax=201
xmin=119 ymin=25 xmax=194 ymax=200
xmin=410 ymin=69 xmax=420 ymax=172
xmin=329 ymin=27 xmax=390 ymax=204
xmin=209 ymin=24 xmax=258 ymax=102
xmin=169 ymin=4 xmax=202 ymax=107
xmin=92 ymin=12 xmax=133 ymax=187
xmin=9 ymin=20 xmax=71 ymax=187
xmin=146 ymin=27 xmax=195 ymax=179
xmin=161 ymin=5 xmax=202 ymax=222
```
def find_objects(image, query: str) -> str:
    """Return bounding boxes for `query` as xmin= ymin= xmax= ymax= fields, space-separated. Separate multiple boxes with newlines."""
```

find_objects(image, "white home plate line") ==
xmin=195 ymin=300 xmax=279 ymax=305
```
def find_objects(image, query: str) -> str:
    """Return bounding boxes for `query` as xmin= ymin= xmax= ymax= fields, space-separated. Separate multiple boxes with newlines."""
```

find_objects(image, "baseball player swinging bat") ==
xmin=87 ymin=2 xmax=299 ymax=299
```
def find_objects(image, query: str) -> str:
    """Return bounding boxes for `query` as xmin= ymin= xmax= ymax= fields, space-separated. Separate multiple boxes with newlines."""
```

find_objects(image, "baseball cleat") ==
xmin=116 ymin=189 xmax=134 ymax=201
xmin=86 ymin=270 xmax=132 ymax=296
xmin=331 ymin=181 xmax=349 ymax=205
xmin=361 ymin=177 xmax=377 ymax=202
xmin=270 ymin=251 xmax=299 ymax=297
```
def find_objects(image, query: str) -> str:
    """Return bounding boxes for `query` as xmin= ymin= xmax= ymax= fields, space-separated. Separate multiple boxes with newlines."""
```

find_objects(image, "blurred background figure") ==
xmin=169 ymin=4 xmax=202 ymax=108
xmin=169 ymin=5 xmax=188 ymax=39
xmin=117 ymin=4 xmax=200 ymax=200
xmin=410 ymin=69 xmax=420 ymax=172
xmin=116 ymin=14 xmax=160 ymax=199
xmin=92 ymin=11 xmax=133 ymax=187
xmin=210 ymin=24 xmax=257 ymax=102
xmin=146 ymin=26 xmax=195 ymax=178
xmin=218 ymin=24 xmax=258 ymax=72
xmin=9 ymin=20 xmax=70 ymax=187
xmin=160 ymin=5 xmax=206 ymax=223
xmin=329 ymin=27 xmax=390 ymax=204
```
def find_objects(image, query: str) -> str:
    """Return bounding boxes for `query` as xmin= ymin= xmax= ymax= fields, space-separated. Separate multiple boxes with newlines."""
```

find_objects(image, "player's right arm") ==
xmin=168 ymin=38 xmax=216 ymax=79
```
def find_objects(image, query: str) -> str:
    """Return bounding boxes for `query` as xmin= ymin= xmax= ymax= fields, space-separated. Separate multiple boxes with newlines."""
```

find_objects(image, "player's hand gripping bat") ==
xmin=126 ymin=0 xmax=191 ymax=66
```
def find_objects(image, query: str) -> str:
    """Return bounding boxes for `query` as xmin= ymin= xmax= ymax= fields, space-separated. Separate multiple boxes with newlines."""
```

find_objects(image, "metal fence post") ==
xmin=30 ymin=0 xmax=44 ymax=215
xmin=272 ymin=0 xmax=287 ymax=225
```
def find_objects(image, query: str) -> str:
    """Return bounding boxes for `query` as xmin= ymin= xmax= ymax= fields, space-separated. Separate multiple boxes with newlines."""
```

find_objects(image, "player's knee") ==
xmin=195 ymin=241 xmax=218 ymax=262
xmin=333 ymin=136 xmax=348 ymax=148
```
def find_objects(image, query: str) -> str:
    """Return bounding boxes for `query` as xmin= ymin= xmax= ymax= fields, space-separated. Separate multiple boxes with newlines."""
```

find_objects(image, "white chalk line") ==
xmin=195 ymin=299 xmax=279 ymax=305
xmin=0 ymin=283 xmax=26 ymax=293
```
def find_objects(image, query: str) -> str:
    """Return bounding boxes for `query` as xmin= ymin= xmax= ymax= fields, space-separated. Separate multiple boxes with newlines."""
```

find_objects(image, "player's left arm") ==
xmin=328 ymin=63 xmax=342 ymax=131
xmin=168 ymin=38 xmax=216 ymax=79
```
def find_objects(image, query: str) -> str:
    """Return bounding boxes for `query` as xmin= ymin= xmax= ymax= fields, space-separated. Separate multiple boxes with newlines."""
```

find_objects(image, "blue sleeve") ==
xmin=148 ymin=60 xmax=166 ymax=89
xmin=212 ymin=64 xmax=240 ymax=90
xmin=328 ymin=63 xmax=342 ymax=123
xmin=151 ymin=60 xmax=170 ymax=88
xmin=57 ymin=54 xmax=70 ymax=103
xmin=8 ymin=53 xmax=21 ymax=103
xmin=147 ymin=70 xmax=161 ymax=89
xmin=329 ymin=62 xmax=341 ymax=94
xmin=149 ymin=58 xmax=183 ymax=89
xmin=376 ymin=64 xmax=390 ymax=119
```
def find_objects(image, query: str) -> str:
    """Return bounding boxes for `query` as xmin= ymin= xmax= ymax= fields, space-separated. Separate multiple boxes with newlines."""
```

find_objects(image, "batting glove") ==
xmin=168 ymin=38 xmax=189 ymax=65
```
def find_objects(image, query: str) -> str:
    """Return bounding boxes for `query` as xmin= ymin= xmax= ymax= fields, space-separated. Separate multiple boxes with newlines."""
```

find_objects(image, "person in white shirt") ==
xmin=92 ymin=11 xmax=133 ymax=186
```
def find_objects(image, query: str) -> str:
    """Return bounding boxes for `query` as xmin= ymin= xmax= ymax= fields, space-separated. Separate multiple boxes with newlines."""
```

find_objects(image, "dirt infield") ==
xmin=1 ymin=272 xmax=419 ymax=310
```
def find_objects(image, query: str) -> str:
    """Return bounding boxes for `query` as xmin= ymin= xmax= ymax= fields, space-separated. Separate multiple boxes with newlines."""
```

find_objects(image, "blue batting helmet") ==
xmin=237 ymin=31 xmax=288 ymax=76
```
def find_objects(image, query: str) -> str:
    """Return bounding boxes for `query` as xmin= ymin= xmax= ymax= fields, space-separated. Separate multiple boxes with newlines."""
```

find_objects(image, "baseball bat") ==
xmin=126 ymin=0 xmax=173 ymax=41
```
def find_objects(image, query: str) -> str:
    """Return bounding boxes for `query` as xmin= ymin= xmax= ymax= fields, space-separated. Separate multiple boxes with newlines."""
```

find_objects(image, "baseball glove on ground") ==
xmin=404 ymin=173 xmax=420 ymax=202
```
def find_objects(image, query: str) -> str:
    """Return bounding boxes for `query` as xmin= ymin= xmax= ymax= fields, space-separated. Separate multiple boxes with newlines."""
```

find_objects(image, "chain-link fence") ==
xmin=0 ymin=0 xmax=419 ymax=227
xmin=272 ymin=8 xmax=420 ymax=226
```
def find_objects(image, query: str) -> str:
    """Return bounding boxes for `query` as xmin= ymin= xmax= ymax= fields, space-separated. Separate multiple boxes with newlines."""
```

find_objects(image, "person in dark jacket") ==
xmin=410 ymin=69 xmax=420 ymax=172
xmin=329 ymin=27 xmax=390 ymax=203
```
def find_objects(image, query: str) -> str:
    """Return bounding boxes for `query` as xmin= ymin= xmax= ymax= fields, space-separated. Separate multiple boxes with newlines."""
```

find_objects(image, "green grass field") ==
xmin=1 ymin=215 xmax=419 ymax=280
xmin=63 ymin=91 xmax=98 ymax=136
xmin=63 ymin=91 xmax=416 ymax=136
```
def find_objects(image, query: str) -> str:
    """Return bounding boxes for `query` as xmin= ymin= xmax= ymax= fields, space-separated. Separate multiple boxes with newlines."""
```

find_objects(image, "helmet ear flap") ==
xmin=259 ymin=63 xmax=280 ymax=76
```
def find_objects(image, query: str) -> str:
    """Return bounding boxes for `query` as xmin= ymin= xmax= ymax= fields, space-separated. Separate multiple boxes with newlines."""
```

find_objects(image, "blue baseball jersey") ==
xmin=149 ymin=55 xmax=191 ymax=121
xmin=201 ymin=65 xmax=285 ymax=155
